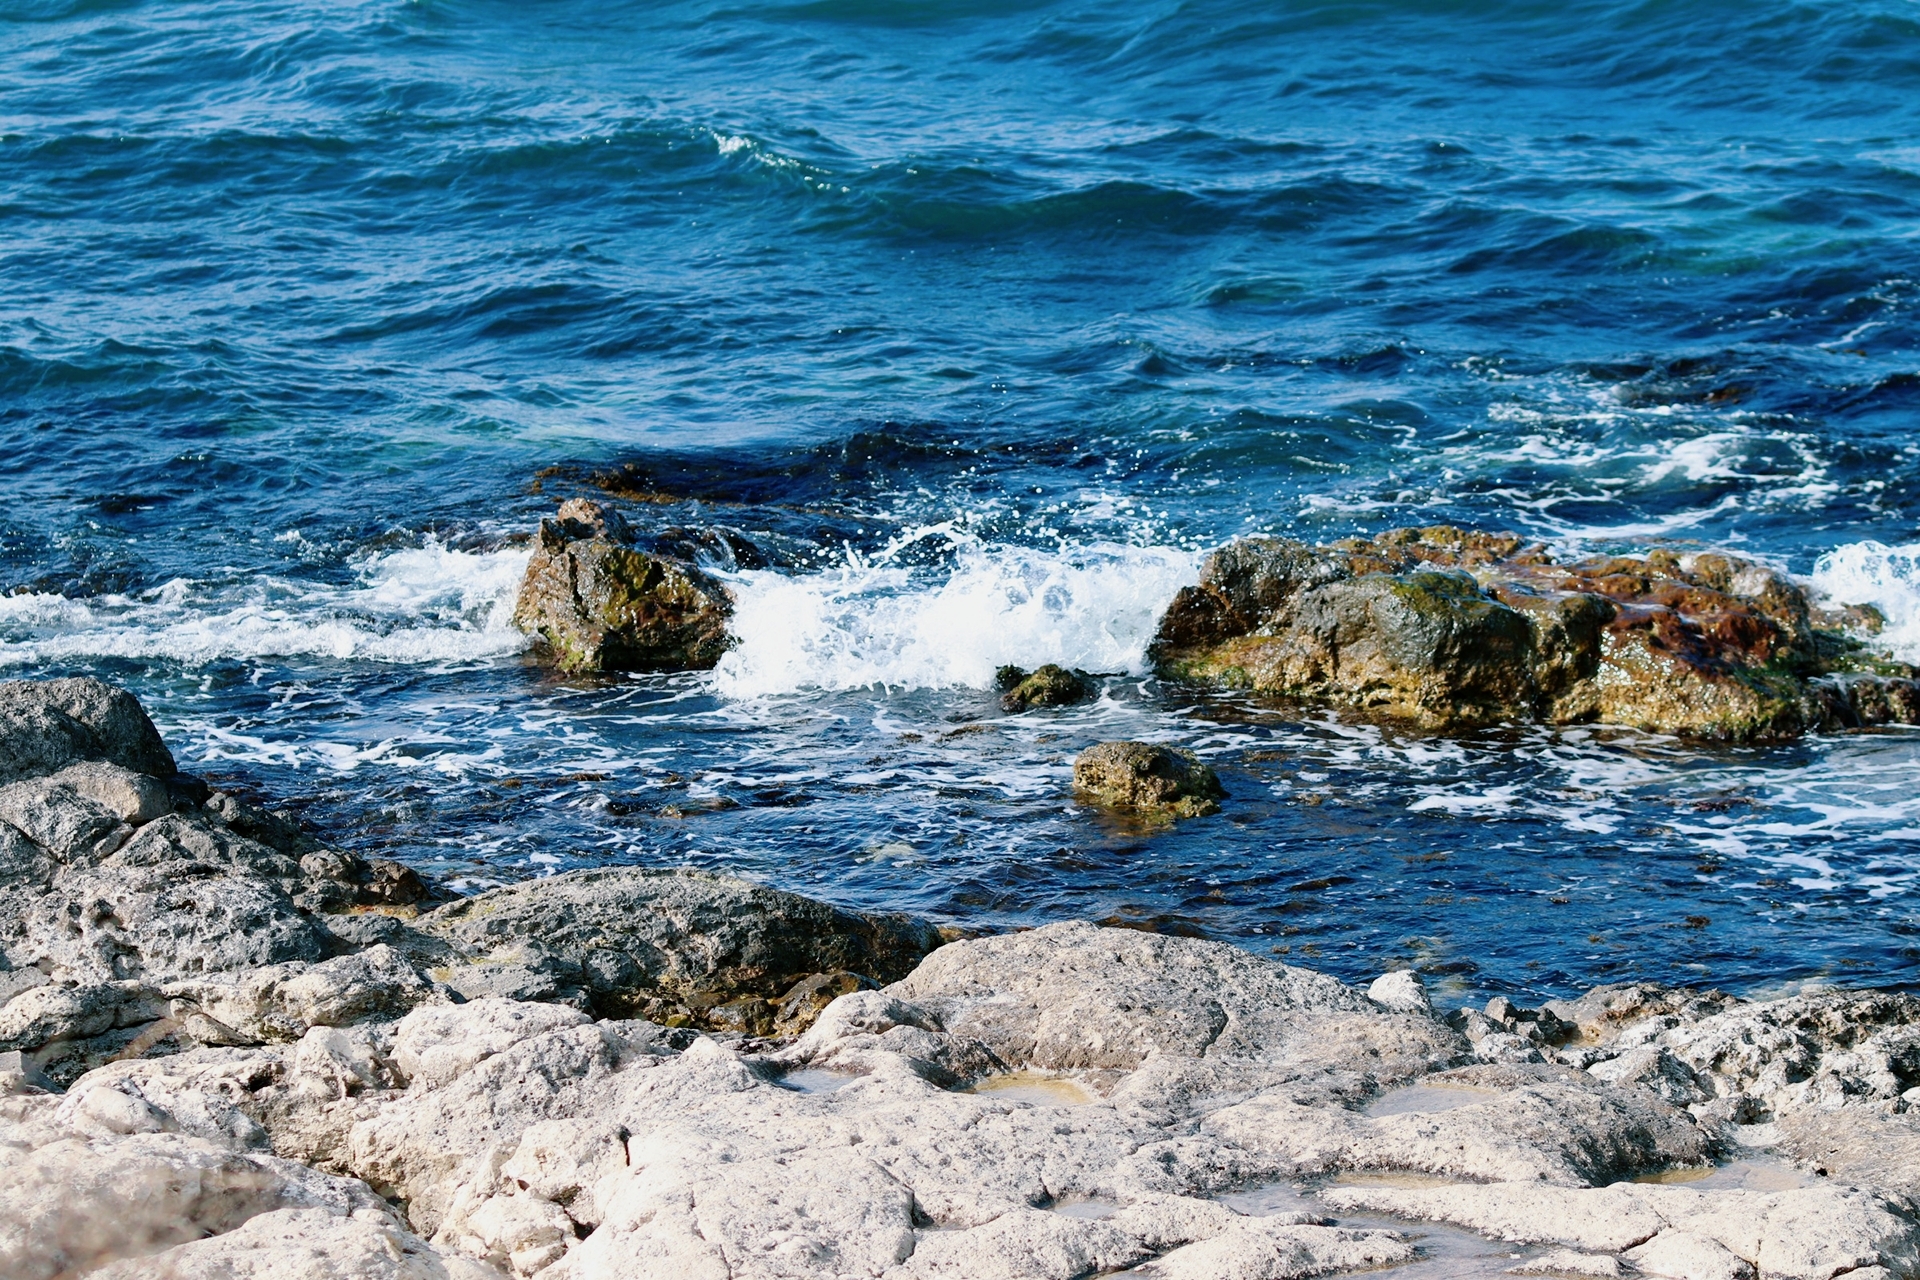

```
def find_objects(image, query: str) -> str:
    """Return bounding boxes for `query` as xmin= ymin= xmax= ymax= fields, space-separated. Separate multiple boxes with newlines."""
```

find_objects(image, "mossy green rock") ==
xmin=1152 ymin=525 xmax=1920 ymax=741
xmin=1073 ymin=740 xmax=1225 ymax=818
xmin=513 ymin=498 xmax=733 ymax=673
xmin=997 ymin=663 xmax=1099 ymax=712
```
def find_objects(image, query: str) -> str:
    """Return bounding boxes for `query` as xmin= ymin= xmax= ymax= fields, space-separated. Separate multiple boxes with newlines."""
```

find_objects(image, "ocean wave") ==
xmin=0 ymin=541 xmax=529 ymax=668
xmin=713 ymin=528 xmax=1195 ymax=697
xmin=1811 ymin=541 xmax=1920 ymax=664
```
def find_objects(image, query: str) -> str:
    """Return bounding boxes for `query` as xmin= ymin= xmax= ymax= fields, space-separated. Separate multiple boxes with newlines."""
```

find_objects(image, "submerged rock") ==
xmin=996 ymin=664 xmax=1099 ymax=712
xmin=1151 ymin=525 xmax=1920 ymax=739
xmin=1072 ymin=741 xmax=1225 ymax=818
xmin=511 ymin=499 xmax=732 ymax=673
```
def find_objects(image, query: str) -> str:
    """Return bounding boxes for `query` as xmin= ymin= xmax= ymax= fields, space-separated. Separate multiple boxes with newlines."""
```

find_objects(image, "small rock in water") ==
xmin=997 ymin=664 xmax=1099 ymax=712
xmin=1073 ymin=740 xmax=1225 ymax=818
xmin=512 ymin=497 xmax=733 ymax=673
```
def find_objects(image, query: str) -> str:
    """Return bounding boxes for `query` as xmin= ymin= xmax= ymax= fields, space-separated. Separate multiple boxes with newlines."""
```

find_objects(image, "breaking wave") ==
xmin=0 ymin=542 xmax=530 ymax=667
xmin=1811 ymin=541 xmax=1920 ymax=664
xmin=713 ymin=528 xmax=1196 ymax=698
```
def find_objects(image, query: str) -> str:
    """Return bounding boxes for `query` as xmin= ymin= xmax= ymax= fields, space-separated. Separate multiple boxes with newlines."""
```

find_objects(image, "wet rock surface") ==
xmin=1152 ymin=525 xmax=1920 ymax=739
xmin=5 ymin=679 xmax=1920 ymax=1278
xmin=1072 ymin=741 xmax=1226 ymax=819
xmin=997 ymin=664 xmax=1100 ymax=712
xmin=512 ymin=498 xmax=733 ymax=673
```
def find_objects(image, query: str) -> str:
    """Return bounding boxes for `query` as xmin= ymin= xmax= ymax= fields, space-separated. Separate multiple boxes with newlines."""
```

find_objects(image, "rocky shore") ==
xmin=511 ymin=500 xmax=1918 ymax=743
xmin=1149 ymin=526 xmax=1920 ymax=740
xmin=5 ymin=678 xmax=1920 ymax=1279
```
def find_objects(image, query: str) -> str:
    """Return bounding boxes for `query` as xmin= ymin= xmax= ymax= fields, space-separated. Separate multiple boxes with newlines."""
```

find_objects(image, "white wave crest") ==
xmin=0 ymin=541 xmax=531 ymax=667
xmin=713 ymin=530 xmax=1196 ymax=698
xmin=1810 ymin=540 xmax=1920 ymax=663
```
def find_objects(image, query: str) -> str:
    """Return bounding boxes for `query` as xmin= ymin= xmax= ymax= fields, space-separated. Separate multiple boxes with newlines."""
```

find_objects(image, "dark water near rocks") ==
xmin=7 ymin=0 xmax=1920 ymax=1006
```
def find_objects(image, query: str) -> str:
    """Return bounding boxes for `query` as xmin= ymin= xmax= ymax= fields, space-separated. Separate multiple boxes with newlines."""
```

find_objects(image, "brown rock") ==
xmin=774 ymin=970 xmax=877 ymax=1035
xmin=511 ymin=499 xmax=732 ymax=673
xmin=1151 ymin=526 xmax=1919 ymax=740
xmin=997 ymin=664 xmax=1099 ymax=712
xmin=1072 ymin=741 xmax=1224 ymax=818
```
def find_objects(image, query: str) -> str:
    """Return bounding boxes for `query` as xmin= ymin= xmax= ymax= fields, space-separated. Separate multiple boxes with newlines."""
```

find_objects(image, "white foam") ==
xmin=1810 ymin=541 xmax=1920 ymax=663
xmin=0 ymin=541 xmax=530 ymax=667
xmin=713 ymin=530 xmax=1196 ymax=697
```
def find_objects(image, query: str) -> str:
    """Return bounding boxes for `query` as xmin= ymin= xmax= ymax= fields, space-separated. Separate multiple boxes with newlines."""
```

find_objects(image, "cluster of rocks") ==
xmin=4 ymin=679 xmax=1920 ymax=1279
xmin=1151 ymin=526 xmax=1917 ymax=740
xmin=511 ymin=500 xmax=1912 ymax=744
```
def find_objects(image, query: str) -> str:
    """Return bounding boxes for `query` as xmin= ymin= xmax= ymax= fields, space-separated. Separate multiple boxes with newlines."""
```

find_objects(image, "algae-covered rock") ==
xmin=996 ymin=664 xmax=1099 ymax=712
xmin=512 ymin=499 xmax=732 ymax=673
xmin=1152 ymin=525 xmax=1920 ymax=739
xmin=1072 ymin=741 xmax=1224 ymax=818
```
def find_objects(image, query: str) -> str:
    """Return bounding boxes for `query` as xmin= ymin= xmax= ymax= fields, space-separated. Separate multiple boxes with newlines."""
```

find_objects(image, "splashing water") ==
xmin=714 ymin=530 xmax=1195 ymax=697
xmin=1811 ymin=542 xmax=1920 ymax=665
xmin=0 ymin=543 xmax=530 ymax=668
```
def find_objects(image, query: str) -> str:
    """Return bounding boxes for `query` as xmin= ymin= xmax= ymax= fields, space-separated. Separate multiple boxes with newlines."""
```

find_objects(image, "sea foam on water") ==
xmin=1811 ymin=541 xmax=1920 ymax=664
xmin=713 ymin=532 xmax=1195 ymax=698
xmin=0 ymin=541 xmax=531 ymax=667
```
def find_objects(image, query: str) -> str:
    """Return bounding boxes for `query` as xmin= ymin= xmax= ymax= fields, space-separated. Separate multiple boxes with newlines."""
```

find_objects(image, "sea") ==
xmin=5 ymin=0 xmax=1920 ymax=1008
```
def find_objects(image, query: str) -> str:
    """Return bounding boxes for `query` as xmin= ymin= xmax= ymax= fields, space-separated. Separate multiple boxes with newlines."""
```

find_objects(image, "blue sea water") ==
xmin=6 ymin=0 xmax=1920 ymax=1005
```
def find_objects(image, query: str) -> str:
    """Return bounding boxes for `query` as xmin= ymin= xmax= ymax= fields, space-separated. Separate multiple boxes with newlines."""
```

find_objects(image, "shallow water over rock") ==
xmin=1219 ymin=1179 xmax=1551 ymax=1279
xmin=774 ymin=1067 xmax=862 ymax=1095
xmin=1633 ymin=1156 xmax=1816 ymax=1193
xmin=964 ymin=1070 xmax=1097 ymax=1107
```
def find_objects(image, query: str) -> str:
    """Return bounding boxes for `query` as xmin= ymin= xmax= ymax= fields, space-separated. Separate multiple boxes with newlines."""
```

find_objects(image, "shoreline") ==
xmin=2 ymin=677 xmax=1918 ymax=1279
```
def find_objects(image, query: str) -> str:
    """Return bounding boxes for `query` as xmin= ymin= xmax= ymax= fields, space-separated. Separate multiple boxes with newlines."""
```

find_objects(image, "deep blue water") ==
xmin=7 ymin=0 xmax=1920 ymax=1005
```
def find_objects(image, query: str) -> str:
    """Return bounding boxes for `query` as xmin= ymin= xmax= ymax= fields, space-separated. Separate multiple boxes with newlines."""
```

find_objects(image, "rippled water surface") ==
xmin=7 ymin=0 xmax=1920 ymax=1003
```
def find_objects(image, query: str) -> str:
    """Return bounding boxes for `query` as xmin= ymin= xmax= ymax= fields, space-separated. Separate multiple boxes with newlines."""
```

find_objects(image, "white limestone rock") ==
xmin=1368 ymin=968 xmax=1433 ymax=1016
xmin=1321 ymin=1180 xmax=1920 ymax=1280
xmin=1126 ymin=1221 xmax=1418 ymax=1280
xmin=393 ymin=998 xmax=592 ymax=1090
xmin=1508 ymin=1249 xmax=1629 ymax=1278
xmin=168 ymin=944 xmax=444 ymax=1043
xmin=889 ymin=920 xmax=1377 ymax=1070
xmin=0 ymin=1128 xmax=395 ymax=1280
xmin=1204 ymin=1063 xmax=1711 ymax=1187
xmin=1625 ymin=1228 xmax=1753 ymax=1280
xmin=86 ymin=1207 xmax=506 ymax=1280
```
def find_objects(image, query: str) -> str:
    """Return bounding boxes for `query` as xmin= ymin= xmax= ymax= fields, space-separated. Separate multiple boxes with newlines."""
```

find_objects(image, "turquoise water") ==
xmin=6 ymin=0 xmax=1920 ymax=1003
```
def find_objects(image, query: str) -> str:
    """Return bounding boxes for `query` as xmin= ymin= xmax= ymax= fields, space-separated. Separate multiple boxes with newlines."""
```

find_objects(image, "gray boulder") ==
xmin=23 ymin=860 xmax=329 ymax=985
xmin=419 ymin=866 xmax=942 ymax=1027
xmin=0 ymin=778 xmax=131 ymax=867
xmin=0 ymin=676 xmax=176 ymax=784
